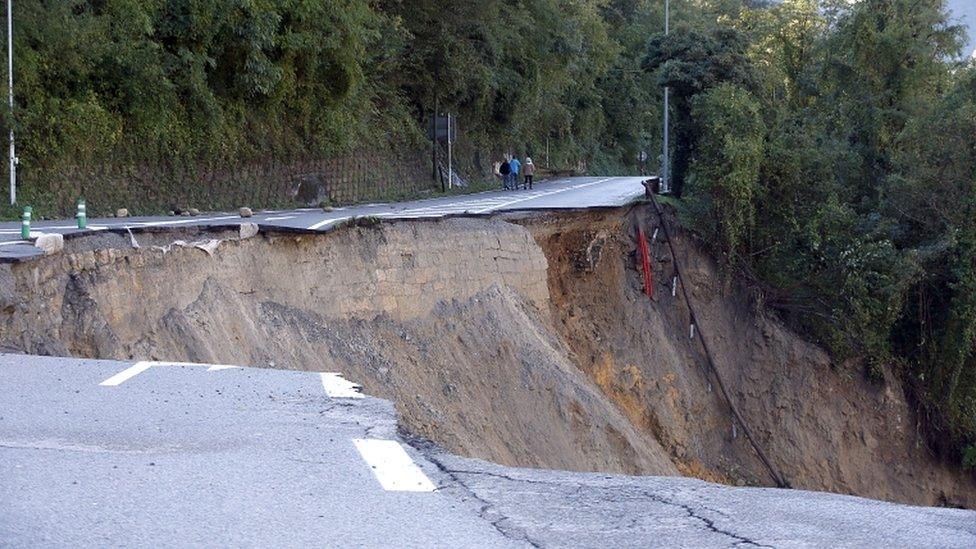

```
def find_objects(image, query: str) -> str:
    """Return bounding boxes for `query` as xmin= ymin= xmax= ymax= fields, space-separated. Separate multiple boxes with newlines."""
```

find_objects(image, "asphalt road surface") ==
xmin=2 ymin=354 xmax=974 ymax=547
xmin=0 ymin=176 xmax=647 ymax=261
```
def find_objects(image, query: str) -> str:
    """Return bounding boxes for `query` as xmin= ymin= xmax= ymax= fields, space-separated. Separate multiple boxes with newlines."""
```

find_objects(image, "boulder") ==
xmin=239 ymin=207 xmax=253 ymax=218
xmin=116 ymin=208 xmax=129 ymax=218
xmin=34 ymin=233 xmax=64 ymax=255
xmin=239 ymin=223 xmax=259 ymax=240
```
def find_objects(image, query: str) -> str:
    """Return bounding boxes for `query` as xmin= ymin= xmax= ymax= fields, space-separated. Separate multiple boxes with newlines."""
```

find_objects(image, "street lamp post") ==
xmin=662 ymin=0 xmax=670 ymax=194
xmin=6 ymin=0 xmax=14 ymax=205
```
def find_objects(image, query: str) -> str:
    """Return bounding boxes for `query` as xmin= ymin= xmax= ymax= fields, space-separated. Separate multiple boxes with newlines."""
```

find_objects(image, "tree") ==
xmin=683 ymin=83 xmax=764 ymax=257
xmin=642 ymin=25 xmax=758 ymax=196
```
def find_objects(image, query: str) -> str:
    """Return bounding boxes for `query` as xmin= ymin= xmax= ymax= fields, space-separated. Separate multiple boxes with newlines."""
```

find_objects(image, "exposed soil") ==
xmin=524 ymin=207 xmax=976 ymax=507
xmin=1 ymin=206 xmax=972 ymax=508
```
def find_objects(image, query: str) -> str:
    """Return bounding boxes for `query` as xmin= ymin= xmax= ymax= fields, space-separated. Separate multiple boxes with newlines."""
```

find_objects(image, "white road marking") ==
xmin=206 ymin=364 xmax=240 ymax=371
xmin=353 ymin=439 xmax=436 ymax=492
xmin=371 ymin=213 xmax=442 ymax=220
xmin=320 ymin=372 xmax=364 ymax=399
xmin=99 ymin=361 xmax=154 ymax=386
xmin=263 ymin=215 xmax=296 ymax=221
xmin=473 ymin=177 xmax=612 ymax=214
xmin=130 ymin=215 xmax=239 ymax=227
xmin=307 ymin=216 xmax=351 ymax=230
xmin=45 ymin=225 xmax=108 ymax=231
xmin=99 ymin=360 xmax=242 ymax=386
xmin=0 ymin=240 xmax=29 ymax=246
xmin=0 ymin=225 xmax=107 ymax=234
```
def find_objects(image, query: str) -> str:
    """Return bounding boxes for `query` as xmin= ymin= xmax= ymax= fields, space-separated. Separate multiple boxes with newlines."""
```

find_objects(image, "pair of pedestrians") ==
xmin=499 ymin=155 xmax=535 ymax=190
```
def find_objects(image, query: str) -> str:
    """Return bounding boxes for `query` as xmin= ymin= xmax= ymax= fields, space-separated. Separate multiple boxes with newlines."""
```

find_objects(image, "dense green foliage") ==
xmin=5 ymin=0 xmax=976 ymax=468
xmin=663 ymin=0 xmax=976 ymax=468
xmin=4 ymin=0 xmax=679 ymax=215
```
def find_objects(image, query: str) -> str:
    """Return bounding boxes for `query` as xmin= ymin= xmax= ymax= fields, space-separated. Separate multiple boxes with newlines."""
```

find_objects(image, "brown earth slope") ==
xmin=523 ymin=207 xmax=976 ymax=507
xmin=0 ymin=206 xmax=972 ymax=507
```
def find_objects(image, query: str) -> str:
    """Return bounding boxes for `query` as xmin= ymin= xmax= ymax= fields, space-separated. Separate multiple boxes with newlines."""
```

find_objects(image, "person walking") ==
xmin=499 ymin=156 xmax=512 ymax=190
xmin=523 ymin=157 xmax=535 ymax=189
xmin=509 ymin=155 xmax=521 ymax=190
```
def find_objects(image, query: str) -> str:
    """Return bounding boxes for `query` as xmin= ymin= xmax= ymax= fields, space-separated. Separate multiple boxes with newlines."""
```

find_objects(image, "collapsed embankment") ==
xmin=1 ymin=206 xmax=972 ymax=508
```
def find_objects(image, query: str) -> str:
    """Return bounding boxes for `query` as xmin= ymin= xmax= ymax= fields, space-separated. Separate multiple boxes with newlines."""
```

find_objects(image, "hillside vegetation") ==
xmin=5 ymin=1 xmax=976 ymax=470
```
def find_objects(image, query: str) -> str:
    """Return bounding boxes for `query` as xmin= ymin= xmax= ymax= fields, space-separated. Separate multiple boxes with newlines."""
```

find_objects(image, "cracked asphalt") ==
xmin=2 ymin=354 xmax=975 ymax=548
xmin=0 ymin=176 xmax=646 ymax=261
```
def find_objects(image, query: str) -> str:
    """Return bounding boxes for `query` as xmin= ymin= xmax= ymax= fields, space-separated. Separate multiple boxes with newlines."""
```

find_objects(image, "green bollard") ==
xmin=76 ymin=198 xmax=87 ymax=229
xmin=21 ymin=205 xmax=32 ymax=240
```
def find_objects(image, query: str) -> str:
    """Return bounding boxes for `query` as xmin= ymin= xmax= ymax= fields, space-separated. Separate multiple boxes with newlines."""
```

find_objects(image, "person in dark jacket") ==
xmin=499 ymin=157 xmax=512 ymax=190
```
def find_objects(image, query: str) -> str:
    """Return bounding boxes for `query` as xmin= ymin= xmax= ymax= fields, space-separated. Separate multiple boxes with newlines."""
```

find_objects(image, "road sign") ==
xmin=428 ymin=115 xmax=458 ymax=143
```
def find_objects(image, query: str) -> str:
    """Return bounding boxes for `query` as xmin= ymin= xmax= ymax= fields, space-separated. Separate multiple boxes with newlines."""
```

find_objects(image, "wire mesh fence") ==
xmin=19 ymin=148 xmax=435 ymax=217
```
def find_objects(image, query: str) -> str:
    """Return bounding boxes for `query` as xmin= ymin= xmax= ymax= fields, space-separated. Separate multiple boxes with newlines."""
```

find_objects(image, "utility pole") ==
xmin=661 ymin=0 xmax=670 ymax=194
xmin=6 ymin=0 xmax=14 ymax=205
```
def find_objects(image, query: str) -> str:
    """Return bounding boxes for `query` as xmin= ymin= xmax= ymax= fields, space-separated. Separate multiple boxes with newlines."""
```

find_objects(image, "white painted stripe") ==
xmin=99 ymin=361 xmax=154 ymax=386
xmin=148 ymin=360 xmax=241 ymax=370
xmin=263 ymin=215 xmax=296 ymax=221
xmin=45 ymin=225 xmax=109 ymax=231
xmin=131 ymin=215 xmax=239 ymax=227
xmin=206 ymin=364 xmax=240 ymax=371
xmin=99 ymin=360 xmax=241 ymax=386
xmin=473 ymin=177 xmax=612 ymax=214
xmin=0 ymin=225 xmax=107 ymax=234
xmin=0 ymin=240 xmax=29 ymax=246
xmin=307 ymin=216 xmax=351 ymax=230
xmin=320 ymin=372 xmax=364 ymax=398
xmin=372 ymin=213 xmax=443 ymax=219
xmin=399 ymin=208 xmax=465 ymax=215
xmin=353 ymin=439 xmax=436 ymax=492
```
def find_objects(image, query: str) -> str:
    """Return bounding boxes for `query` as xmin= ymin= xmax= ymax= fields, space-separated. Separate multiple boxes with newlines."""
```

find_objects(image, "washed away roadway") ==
xmin=0 ymin=176 xmax=646 ymax=261
xmin=2 ymin=354 xmax=974 ymax=548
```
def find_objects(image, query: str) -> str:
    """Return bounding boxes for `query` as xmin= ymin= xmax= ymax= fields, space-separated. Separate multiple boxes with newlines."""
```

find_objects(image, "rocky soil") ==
xmin=0 ymin=206 xmax=972 ymax=508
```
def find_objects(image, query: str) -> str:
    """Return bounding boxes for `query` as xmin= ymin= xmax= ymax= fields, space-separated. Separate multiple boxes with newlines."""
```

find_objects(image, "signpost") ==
xmin=429 ymin=114 xmax=458 ymax=191
xmin=446 ymin=113 xmax=452 ymax=190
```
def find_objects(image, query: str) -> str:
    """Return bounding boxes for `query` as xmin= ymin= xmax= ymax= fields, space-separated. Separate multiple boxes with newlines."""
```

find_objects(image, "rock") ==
xmin=239 ymin=223 xmax=259 ymax=240
xmin=239 ymin=207 xmax=253 ymax=218
xmin=322 ymin=206 xmax=334 ymax=212
xmin=168 ymin=211 xmax=176 ymax=217
xmin=188 ymin=208 xmax=200 ymax=216
xmin=116 ymin=208 xmax=129 ymax=218
xmin=181 ymin=211 xmax=191 ymax=217
xmin=0 ymin=264 xmax=17 ymax=312
xmin=34 ymin=233 xmax=64 ymax=255
xmin=193 ymin=239 xmax=221 ymax=256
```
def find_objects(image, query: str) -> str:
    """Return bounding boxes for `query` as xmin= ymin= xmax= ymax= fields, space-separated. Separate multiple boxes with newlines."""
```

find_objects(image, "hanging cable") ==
xmin=647 ymin=193 xmax=791 ymax=489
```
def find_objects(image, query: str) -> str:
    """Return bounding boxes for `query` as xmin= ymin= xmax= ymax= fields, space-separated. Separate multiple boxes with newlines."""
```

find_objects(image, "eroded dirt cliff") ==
xmin=0 ymin=206 xmax=972 ymax=507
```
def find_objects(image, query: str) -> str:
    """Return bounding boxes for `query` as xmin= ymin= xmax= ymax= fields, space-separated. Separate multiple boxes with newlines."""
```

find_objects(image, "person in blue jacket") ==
xmin=509 ymin=155 xmax=521 ymax=190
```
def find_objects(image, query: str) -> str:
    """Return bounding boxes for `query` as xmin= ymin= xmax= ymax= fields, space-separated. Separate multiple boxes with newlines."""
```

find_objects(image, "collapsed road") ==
xmin=1 ymin=176 xmax=975 ymax=546
xmin=0 ymin=176 xmax=646 ymax=261
xmin=2 ymin=354 xmax=973 ymax=547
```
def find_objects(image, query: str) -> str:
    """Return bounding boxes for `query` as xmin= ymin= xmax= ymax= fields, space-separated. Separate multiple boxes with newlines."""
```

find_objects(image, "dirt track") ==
xmin=1 ymin=206 xmax=973 ymax=507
